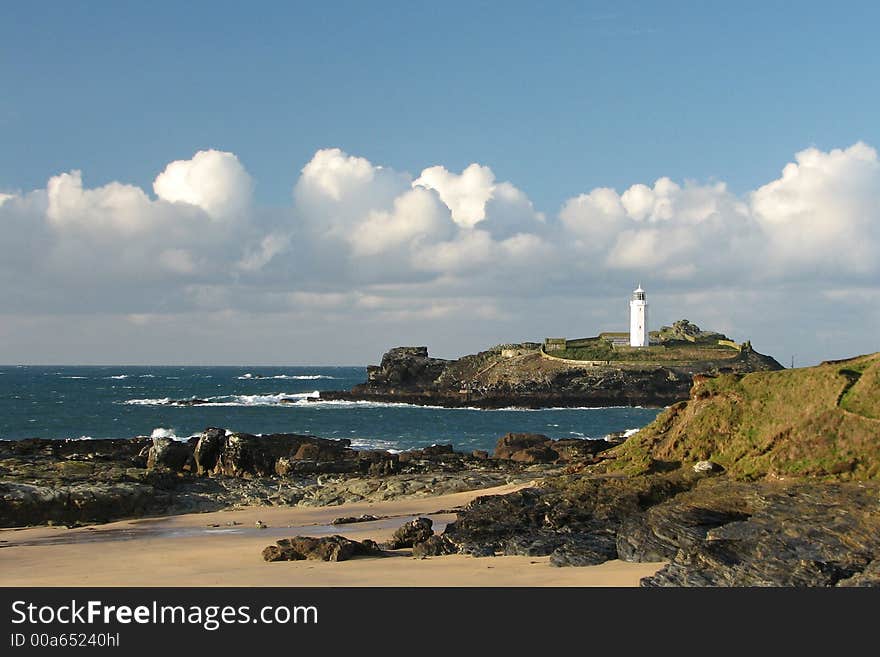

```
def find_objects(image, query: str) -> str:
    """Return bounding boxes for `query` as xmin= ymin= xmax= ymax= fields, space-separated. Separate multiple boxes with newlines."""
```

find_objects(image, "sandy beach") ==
xmin=0 ymin=482 xmax=662 ymax=587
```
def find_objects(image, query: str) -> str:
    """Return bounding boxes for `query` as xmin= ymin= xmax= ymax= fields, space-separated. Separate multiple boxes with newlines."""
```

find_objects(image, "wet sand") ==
xmin=0 ymin=482 xmax=663 ymax=586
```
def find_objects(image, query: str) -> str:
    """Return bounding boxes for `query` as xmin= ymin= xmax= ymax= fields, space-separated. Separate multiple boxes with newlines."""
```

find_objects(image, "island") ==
xmin=317 ymin=318 xmax=783 ymax=408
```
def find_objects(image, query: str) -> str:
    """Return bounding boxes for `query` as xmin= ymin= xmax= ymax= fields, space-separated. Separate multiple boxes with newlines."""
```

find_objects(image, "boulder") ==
xmin=386 ymin=517 xmax=434 ymax=549
xmin=412 ymin=534 xmax=458 ymax=558
xmin=193 ymin=427 xmax=225 ymax=474
xmin=510 ymin=445 xmax=559 ymax=463
xmin=331 ymin=514 xmax=382 ymax=525
xmin=262 ymin=535 xmax=383 ymax=562
xmin=146 ymin=437 xmax=193 ymax=471
xmin=493 ymin=433 xmax=552 ymax=460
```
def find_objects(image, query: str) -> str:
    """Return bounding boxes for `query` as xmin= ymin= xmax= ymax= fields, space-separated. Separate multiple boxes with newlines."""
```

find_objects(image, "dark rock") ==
xmin=194 ymin=428 xmax=225 ymax=475
xmin=494 ymin=433 xmax=551 ymax=460
xmin=366 ymin=347 xmax=450 ymax=388
xmin=836 ymin=560 xmax=880 ymax=587
xmin=262 ymin=535 xmax=383 ymax=562
xmin=640 ymin=481 xmax=880 ymax=586
xmin=146 ymin=437 xmax=193 ymax=471
xmin=412 ymin=534 xmax=458 ymax=558
xmin=331 ymin=514 xmax=382 ymax=525
xmin=386 ymin=517 xmax=434 ymax=549
xmin=510 ymin=445 xmax=559 ymax=463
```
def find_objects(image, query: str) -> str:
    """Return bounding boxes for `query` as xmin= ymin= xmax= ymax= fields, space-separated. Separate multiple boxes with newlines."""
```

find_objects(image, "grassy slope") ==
xmin=607 ymin=352 xmax=880 ymax=480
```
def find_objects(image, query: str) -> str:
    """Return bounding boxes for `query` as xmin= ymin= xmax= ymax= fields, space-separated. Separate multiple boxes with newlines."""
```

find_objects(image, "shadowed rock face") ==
xmin=432 ymin=472 xmax=880 ymax=585
xmin=638 ymin=480 xmax=880 ymax=586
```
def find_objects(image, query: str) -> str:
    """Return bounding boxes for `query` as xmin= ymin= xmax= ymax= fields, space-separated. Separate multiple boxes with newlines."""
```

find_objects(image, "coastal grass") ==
xmin=606 ymin=352 xmax=880 ymax=480
xmin=552 ymin=339 xmax=739 ymax=363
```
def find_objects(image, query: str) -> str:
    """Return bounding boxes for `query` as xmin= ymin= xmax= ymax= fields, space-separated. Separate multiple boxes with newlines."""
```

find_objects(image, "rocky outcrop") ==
xmin=412 ymin=534 xmax=458 ymax=558
xmin=262 ymin=536 xmax=382 ymax=562
xmin=493 ymin=433 xmax=614 ymax=463
xmin=147 ymin=436 xmax=194 ymax=471
xmin=366 ymin=347 xmax=449 ymax=388
xmin=318 ymin=335 xmax=783 ymax=409
xmin=0 ymin=430 xmax=552 ymax=527
xmin=423 ymin=468 xmax=880 ymax=586
xmin=437 ymin=472 xmax=694 ymax=563
xmin=331 ymin=514 xmax=382 ymax=525
xmin=385 ymin=517 xmax=434 ymax=549
xmin=636 ymin=480 xmax=880 ymax=586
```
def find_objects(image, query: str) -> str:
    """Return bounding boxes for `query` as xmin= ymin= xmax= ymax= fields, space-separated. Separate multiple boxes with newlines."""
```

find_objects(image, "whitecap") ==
xmin=348 ymin=437 xmax=402 ymax=453
xmin=124 ymin=397 xmax=172 ymax=406
xmin=107 ymin=374 xmax=128 ymax=380
xmin=236 ymin=373 xmax=337 ymax=380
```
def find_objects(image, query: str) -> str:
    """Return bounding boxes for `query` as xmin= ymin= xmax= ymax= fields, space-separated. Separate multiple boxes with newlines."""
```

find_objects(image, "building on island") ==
xmin=542 ymin=285 xmax=651 ymax=353
xmin=629 ymin=285 xmax=648 ymax=347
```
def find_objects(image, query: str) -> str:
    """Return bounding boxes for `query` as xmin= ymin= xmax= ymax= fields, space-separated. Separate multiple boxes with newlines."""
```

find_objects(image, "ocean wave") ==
xmin=124 ymin=397 xmax=172 ymax=406
xmin=123 ymin=391 xmax=322 ymax=407
xmin=149 ymin=427 xmax=198 ymax=441
xmin=61 ymin=376 xmax=88 ymax=379
xmin=622 ymin=428 xmax=641 ymax=438
xmin=106 ymin=374 xmax=129 ymax=380
xmin=237 ymin=373 xmax=337 ymax=380
xmin=139 ymin=374 xmax=156 ymax=378
xmin=347 ymin=437 xmax=402 ymax=453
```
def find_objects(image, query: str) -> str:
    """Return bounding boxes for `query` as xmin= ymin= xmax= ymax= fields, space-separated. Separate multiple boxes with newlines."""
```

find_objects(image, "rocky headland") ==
xmin=317 ymin=320 xmax=783 ymax=409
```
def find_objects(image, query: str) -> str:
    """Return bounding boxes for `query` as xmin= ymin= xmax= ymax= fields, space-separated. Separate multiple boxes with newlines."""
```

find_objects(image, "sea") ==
xmin=0 ymin=366 xmax=662 ymax=453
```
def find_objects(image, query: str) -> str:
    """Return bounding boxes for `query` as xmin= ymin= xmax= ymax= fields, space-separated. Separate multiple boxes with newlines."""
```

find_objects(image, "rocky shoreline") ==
xmin=0 ymin=429 xmax=611 ymax=528
xmin=5 ymin=345 xmax=880 ymax=589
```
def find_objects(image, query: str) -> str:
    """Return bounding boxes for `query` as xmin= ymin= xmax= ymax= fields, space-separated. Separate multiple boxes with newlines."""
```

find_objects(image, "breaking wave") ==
xmin=237 ymin=373 xmax=337 ymax=380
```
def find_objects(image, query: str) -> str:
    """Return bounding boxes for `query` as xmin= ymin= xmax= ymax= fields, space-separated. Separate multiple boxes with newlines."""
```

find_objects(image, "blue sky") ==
xmin=4 ymin=1 xmax=878 ymax=210
xmin=1 ymin=1 xmax=879 ymax=365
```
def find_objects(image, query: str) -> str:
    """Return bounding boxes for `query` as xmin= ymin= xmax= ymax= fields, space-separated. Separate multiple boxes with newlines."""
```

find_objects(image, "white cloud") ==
xmin=47 ymin=170 xmax=156 ymax=234
xmin=153 ymin=149 xmax=252 ymax=219
xmin=751 ymin=141 xmax=880 ymax=276
xmin=299 ymin=148 xmax=377 ymax=201
xmin=349 ymin=187 xmax=451 ymax=256
xmin=413 ymin=163 xmax=495 ymax=227
xmin=2 ymin=141 xmax=880 ymax=364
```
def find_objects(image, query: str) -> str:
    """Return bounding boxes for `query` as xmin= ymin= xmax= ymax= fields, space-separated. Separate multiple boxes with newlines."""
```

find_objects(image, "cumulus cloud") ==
xmin=750 ymin=141 xmax=880 ymax=276
xmin=153 ymin=149 xmax=253 ymax=219
xmin=413 ymin=163 xmax=495 ymax=227
xmin=2 ymin=141 xmax=880 ymax=363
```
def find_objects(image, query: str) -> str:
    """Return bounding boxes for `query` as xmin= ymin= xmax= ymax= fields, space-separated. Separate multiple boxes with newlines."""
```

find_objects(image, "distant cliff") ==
xmin=318 ymin=321 xmax=783 ymax=408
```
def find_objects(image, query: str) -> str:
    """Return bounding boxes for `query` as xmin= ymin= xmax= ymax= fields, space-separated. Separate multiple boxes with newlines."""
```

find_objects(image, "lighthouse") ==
xmin=630 ymin=285 xmax=648 ymax=347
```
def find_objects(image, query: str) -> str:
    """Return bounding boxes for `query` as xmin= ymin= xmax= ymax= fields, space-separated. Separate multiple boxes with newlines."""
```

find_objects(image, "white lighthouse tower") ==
xmin=630 ymin=285 xmax=648 ymax=347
